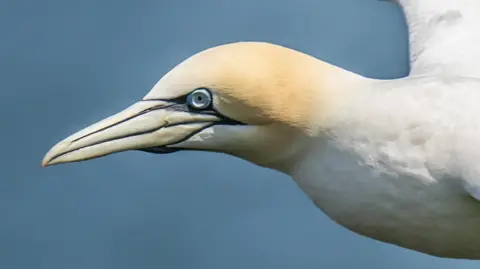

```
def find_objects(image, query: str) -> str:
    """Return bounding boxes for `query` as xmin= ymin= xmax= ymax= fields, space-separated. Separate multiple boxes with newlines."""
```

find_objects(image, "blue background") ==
xmin=2 ymin=0 xmax=478 ymax=268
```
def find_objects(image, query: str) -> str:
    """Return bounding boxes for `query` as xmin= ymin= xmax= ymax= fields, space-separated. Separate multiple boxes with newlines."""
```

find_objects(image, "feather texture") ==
xmin=393 ymin=0 xmax=480 ymax=77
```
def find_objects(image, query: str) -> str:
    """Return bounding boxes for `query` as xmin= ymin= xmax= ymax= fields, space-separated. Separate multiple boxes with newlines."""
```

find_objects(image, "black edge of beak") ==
xmin=137 ymin=97 xmax=245 ymax=154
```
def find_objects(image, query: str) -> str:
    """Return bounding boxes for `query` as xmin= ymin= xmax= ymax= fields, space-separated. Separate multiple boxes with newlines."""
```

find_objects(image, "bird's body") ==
xmin=42 ymin=0 xmax=480 ymax=259
xmin=288 ymin=76 xmax=480 ymax=258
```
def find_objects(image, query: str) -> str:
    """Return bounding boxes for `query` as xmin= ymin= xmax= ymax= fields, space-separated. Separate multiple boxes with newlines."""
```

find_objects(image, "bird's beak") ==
xmin=41 ymin=99 xmax=226 ymax=167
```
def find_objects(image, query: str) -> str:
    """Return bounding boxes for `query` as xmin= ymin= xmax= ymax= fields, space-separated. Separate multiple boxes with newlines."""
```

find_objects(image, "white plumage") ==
xmin=395 ymin=0 xmax=480 ymax=78
xmin=294 ymin=76 xmax=480 ymax=258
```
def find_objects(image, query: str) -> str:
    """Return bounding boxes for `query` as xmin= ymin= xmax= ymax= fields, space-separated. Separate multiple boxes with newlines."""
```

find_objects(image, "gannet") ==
xmin=42 ymin=0 xmax=480 ymax=259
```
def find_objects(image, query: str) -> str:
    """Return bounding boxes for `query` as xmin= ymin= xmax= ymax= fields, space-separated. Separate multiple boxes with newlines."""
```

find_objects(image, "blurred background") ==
xmin=1 ymin=0 xmax=479 ymax=268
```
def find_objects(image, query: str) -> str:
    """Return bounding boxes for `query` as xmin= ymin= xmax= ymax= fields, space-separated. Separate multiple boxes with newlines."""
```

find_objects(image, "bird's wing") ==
xmin=393 ymin=0 xmax=480 ymax=78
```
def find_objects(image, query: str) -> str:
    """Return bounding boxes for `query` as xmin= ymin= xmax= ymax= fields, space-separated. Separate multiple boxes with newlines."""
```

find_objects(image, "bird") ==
xmin=42 ymin=0 xmax=480 ymax=259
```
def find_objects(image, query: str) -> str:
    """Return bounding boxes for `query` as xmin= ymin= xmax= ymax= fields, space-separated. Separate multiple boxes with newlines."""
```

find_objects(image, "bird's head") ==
xmin=42 ymin=42 xmax=361 ymax=171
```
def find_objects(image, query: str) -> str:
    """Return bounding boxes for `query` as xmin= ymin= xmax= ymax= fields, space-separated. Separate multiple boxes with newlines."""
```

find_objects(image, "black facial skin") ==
xmin=139 ymin=88 xmax=245 ymax=154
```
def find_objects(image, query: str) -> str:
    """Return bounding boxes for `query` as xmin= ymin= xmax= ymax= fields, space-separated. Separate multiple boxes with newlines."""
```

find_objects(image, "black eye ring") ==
xmin=186 ymin=88 xmax=212 ymax=109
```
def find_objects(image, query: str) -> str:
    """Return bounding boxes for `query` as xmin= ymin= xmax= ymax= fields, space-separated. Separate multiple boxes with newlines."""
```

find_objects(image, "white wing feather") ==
xmin=393 ymin=0 xmax=480 ymax=78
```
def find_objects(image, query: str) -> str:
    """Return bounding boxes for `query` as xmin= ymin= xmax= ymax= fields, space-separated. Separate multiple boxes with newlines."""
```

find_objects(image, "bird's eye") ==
xmin=186 ymin=88 xmax=212 ymax=109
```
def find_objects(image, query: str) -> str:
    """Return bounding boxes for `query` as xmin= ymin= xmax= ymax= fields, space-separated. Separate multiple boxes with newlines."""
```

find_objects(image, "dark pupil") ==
xmin=197 ymin=96 xmax=202 ymax=101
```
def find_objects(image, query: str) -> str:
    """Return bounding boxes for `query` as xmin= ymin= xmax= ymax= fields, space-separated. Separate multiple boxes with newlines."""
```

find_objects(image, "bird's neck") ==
xmin=245 ymin=56 xmax=376 ymax=174
xmin=269 ymin=61 xmax=376 ymax=174
xmin=307 ymin=59 xmax=376 ymax=134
